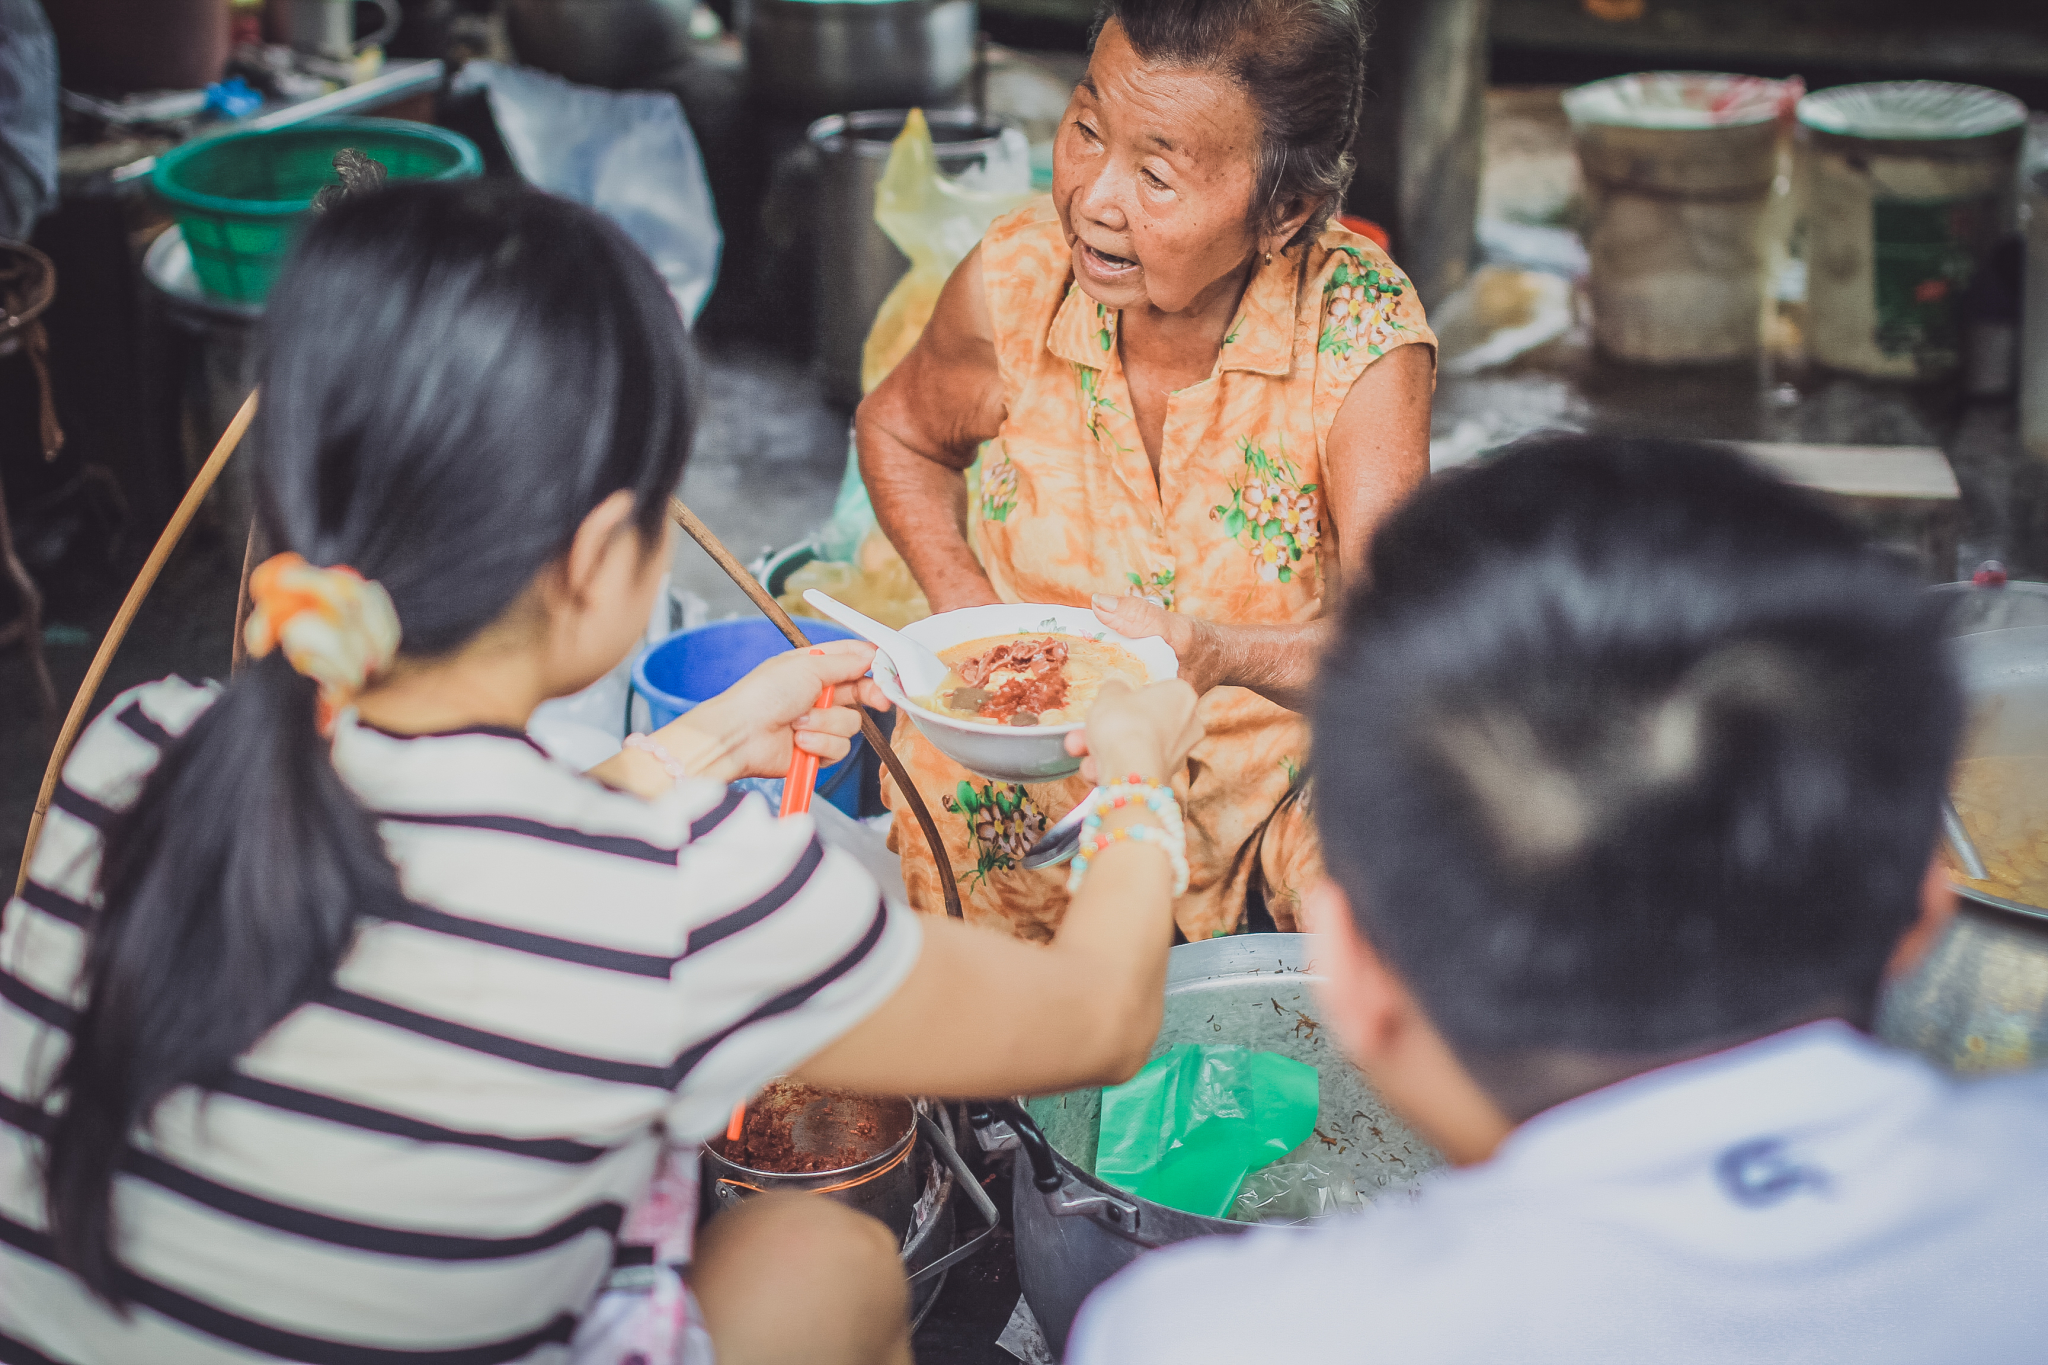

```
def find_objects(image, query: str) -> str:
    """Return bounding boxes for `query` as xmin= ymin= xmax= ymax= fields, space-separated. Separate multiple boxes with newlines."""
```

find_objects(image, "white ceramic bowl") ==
xmin=870 ymin=603 xmax=1179 ymax=783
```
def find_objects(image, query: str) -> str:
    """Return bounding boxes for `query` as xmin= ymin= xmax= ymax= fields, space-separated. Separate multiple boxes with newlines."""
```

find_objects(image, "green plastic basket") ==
xmin=151 ymin=118 xmax=483 ymax=305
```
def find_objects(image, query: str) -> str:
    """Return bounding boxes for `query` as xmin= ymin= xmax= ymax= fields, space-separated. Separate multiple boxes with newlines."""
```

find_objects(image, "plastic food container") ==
xmin=1798 ymin=82 xmax=2027 ymax=381
xmin=150 ymin=118 xmax=482 ymax=304
xmin=1562 ymin=72 xmax=1799 ymax=365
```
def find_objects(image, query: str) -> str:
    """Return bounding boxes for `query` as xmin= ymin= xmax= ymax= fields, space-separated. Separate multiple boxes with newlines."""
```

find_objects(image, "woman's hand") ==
xmin=1064 ymin=678 xmax=1203 ymax=786
xmin=1090 ymin=592 xmax=1339 ymax=713
xmin=1089 ymin=594 xmax=1225 ymax=694
xmin=670 ymin=640 xmax=890 ymax=784
xmin=597 ymin=640 xmax=890 ymax=796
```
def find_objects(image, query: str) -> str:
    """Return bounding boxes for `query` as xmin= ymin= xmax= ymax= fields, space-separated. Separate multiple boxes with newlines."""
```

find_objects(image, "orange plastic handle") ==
xmin=778 ymin=684 xmax=835 ymax=818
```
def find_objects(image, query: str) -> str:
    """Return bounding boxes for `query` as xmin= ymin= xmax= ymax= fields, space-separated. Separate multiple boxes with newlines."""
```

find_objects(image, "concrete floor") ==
xmin=672 ymin=344 xmax=850 ymax=616
xmin=0 ymin=82 xmax=2035 ymax=1363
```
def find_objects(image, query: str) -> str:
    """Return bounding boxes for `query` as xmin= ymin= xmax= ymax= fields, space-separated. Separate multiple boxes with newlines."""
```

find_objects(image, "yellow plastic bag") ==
xmin=860 ymin=108 xmax=1035 ymax=395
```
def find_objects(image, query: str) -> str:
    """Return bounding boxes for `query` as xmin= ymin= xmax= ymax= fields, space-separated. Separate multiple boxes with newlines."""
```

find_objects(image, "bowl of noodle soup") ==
xmin=870 ymin=603 xmax=1178 ymax=782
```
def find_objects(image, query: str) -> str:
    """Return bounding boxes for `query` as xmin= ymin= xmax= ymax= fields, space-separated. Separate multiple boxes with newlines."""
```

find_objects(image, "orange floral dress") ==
xmin=882 ymin=198 xmax=1435 ymax=942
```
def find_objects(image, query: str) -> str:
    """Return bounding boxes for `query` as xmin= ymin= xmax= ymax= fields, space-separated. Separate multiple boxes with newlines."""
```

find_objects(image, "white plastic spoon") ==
xmin=801 ymin=590 xmax=953 ymax=697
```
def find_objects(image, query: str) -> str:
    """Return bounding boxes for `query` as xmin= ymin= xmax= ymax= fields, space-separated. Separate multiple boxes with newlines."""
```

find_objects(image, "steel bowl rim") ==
xmin=704 ymin=1097 xmax=919 ymax=1182
xmin=1949 ymin=881 xmax=2048 ymax=926
xmin=1022 ymin=934 xmax=1328 ymax=1236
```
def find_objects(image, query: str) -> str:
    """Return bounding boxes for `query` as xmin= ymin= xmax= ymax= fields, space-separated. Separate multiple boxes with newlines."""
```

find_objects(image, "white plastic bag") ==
xmin=456 ymin=61 xmax=722 ymax=322
xmin=1228 ymin=1159 xmax=1366 ymax=1226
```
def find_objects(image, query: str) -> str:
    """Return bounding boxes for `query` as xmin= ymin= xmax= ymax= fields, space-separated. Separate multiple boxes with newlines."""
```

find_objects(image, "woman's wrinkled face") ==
xmin=1053 ymin=19 xmax=1264 ymax=315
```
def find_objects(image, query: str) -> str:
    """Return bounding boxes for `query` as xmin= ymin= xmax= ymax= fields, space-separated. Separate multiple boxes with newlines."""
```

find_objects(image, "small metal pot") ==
xmin=701 ymin=1100 xmax=1000 ymax=1326
xmin=745 ymin=0 xmax=977 ymax=122
xmin=502 ymin=0 xmax=696 ymax=87
xmin=703 ymin=1090 xmax=922 ymax=1234
xmin=806 ymin=108 xmax=1015 ymax=408
xmin=988 ymin=935 xmax=1440 ymax=1357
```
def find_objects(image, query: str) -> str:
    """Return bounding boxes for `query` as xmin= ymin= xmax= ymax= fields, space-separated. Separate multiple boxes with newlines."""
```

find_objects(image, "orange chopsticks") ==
xmin=778 ymin=683 xmax=835 ymax=818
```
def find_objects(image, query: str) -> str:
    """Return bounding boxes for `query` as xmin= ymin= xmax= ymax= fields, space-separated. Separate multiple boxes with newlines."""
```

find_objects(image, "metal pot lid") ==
xmin=1562 ymin=71 xmax=1794 ymax=130
xmin=805 ymin=108 xmax=1021 ymax=157
xmin=1798 ymin=81 xmax=2026 ymax=141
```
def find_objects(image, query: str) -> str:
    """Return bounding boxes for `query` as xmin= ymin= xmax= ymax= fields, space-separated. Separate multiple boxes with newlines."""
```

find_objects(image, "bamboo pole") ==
xmin=668 ymin=497 xmax=963 ymax=919
xmin=230 ymin=519 xmax=263 ymax=675
xmin=16 ymin=391 xmax=258 ymax=896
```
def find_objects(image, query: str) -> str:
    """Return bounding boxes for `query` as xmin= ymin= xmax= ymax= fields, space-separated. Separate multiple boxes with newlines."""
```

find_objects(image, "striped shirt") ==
xmin=0 ymin=677 xmax=921 ymax=1364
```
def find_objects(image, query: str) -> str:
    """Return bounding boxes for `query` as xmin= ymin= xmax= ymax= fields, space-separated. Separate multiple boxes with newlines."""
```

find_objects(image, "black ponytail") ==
xmin=47 ymin=656 xmax=397 ymax=1291
xmin=43 ymin=180 xmax=695 ymax=1302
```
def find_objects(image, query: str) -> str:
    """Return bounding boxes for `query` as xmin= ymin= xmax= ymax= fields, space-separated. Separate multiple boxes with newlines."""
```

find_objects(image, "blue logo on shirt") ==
xmin=1715 ymin=1138 xmax=1830 ymax=1207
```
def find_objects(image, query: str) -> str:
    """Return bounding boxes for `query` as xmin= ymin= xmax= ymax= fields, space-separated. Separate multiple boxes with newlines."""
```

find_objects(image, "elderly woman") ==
xmin=858 ymin=0 xmax=1436 ymax=941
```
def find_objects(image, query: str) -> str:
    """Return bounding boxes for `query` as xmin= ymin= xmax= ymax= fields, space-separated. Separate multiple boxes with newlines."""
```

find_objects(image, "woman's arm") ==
xmin=856 ymin=246 xmax=1011 ymax=614
xmin=794 ymin=680 xmax=1204 ymax=1096
xmin=1091 ymin=341 xmax=1435 ymax=712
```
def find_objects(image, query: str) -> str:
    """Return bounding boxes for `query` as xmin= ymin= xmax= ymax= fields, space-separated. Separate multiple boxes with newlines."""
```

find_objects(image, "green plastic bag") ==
xmin=1095 ymin=1044 xmax=1320 ymax=1218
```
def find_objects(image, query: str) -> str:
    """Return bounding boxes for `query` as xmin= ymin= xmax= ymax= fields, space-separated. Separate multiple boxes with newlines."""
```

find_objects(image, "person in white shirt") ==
xmin=1071 ymin=433 xmax=2048 ymax=1365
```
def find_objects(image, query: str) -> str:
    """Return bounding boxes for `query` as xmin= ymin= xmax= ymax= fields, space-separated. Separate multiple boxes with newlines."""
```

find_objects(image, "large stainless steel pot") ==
xmin=1879 ymin=898 xmax=2048 ymax=1072
xmin=991 ymin=935 xmax=1440 ymax=1357
xmin=745 ymin=0 xmax=976 ymax=123
xmin=1878 ymin=620 xmax=2048 ymax=1073
xmin=806 ymin=109 xmax=1015 ymax=409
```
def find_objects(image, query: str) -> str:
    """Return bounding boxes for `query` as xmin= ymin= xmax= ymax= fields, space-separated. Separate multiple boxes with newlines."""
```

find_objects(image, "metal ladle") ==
xmin=1022 ymin=788 xmax=1102 ymax=870
xmin=1942 ymin=796 xmax=1990 ymax=882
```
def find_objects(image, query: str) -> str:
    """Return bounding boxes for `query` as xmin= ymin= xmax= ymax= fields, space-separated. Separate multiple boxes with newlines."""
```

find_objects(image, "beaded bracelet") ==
xmin=1075 ymin=777 xmax=1186 ymax=851
xmin=1068 ymin=823 xmax=1191 ymax=896
xmin=1066 ymin=776 xmax=1190 ymax=895
xmin=623 ymin=732 xmax=688 ymax=784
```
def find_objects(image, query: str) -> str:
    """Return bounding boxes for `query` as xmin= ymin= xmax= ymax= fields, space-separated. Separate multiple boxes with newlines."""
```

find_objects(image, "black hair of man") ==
xmin=1313 ymin=433 xmax=1962 ymax=1117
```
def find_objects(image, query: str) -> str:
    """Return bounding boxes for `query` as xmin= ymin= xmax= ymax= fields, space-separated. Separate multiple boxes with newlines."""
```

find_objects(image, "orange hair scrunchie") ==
xmin=243 ymin=552 xmax=401 ymax=732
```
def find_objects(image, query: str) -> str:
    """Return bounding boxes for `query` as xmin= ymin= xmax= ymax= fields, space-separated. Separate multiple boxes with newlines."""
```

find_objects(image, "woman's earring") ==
xmin=1265 ymin=251 xmax=1273 ymax=265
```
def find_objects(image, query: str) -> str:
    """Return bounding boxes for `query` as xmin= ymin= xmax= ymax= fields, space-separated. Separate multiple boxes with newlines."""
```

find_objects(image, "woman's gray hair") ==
xmin=1092 ymin=0 xmax=1370 ymax=249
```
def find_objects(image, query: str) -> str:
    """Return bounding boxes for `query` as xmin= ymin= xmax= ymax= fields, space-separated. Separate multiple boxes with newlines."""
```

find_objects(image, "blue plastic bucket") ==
xmin=632 ymin=619 xmax=865 ymax=816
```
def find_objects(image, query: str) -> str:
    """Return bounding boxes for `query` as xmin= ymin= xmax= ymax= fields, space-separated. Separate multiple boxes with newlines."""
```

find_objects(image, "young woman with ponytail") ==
xmin=0 ymin=180 xmax=1201 ymax=1364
